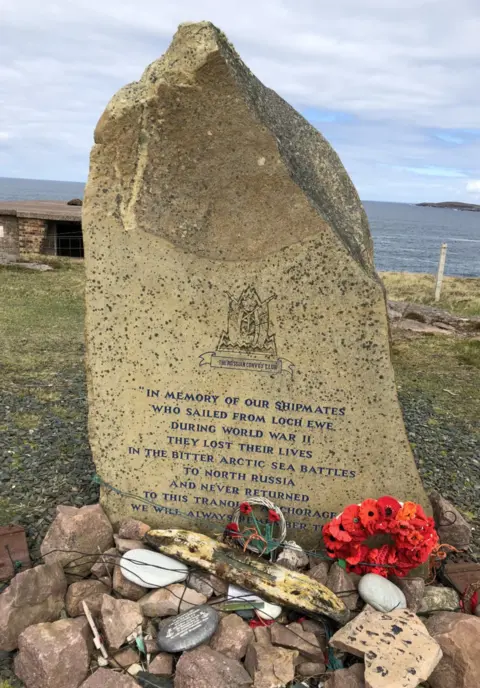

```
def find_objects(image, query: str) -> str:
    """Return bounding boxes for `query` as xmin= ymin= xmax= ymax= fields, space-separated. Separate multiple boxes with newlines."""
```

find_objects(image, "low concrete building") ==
xmin=0 ymin=201 xmax=83 ymax=261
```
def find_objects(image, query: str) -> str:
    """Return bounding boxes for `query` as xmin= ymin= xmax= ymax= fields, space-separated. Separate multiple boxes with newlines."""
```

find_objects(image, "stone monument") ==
xmin=83 ymin=21 xmax=428 ymax=547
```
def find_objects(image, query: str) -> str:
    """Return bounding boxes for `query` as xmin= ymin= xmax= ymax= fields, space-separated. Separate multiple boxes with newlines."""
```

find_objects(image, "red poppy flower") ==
xmin=396 ymin=501 xmax=417 ymax=521
xmin=323 ymin=523 xmax=351 ymax=556
xmin=268 ymin=509 xmax=281 ymax=523
xmin=417 ymin=504 xmax=428 ymax=518
xmin=404 ymin=530 xmax=424 ymax=547
xmin=377 ymin=496 xmax=401 ymax=521
xmin=341 ymin=504 xmax=365 ymax=539
xmin=345 ymin=543 xmax=369 ymax=566
xmin=329 ymin=517 xmax=353 ymax=543
xmin=240 ymin=502 xmax=252 ymax=515
xmin=226 ymin=522 xmax=239 ymax=534
xmin=359 ymin=499 xmax=380 ymax=533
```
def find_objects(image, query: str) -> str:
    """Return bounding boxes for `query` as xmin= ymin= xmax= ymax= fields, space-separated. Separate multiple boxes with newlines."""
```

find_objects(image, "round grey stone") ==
xmin=157 ymin=605 xmax=219 ymax=652
xmin=475 ymin=604 xmax=480 ymax=617
xmin=358 ymin=573 xmax=407 ymax=612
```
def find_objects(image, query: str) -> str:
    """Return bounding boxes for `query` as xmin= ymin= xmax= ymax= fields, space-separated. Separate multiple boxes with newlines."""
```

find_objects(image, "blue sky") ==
xmin=1 ymin=0 xmax=480 ymax=203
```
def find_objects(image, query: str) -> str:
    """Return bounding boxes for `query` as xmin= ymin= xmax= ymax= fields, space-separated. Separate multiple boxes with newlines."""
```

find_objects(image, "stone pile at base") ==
xmin=0 ymin=491 xmax=478 ymax=688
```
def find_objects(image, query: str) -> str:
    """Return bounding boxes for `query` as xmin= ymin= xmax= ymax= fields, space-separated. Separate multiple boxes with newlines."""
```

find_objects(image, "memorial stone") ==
xmin=84 ymin=21 xmax=428 ymax=547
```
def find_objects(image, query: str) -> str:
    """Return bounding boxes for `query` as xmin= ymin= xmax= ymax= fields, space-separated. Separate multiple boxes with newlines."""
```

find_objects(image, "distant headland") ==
xmin=417 ymin=201 xmax=480 ymax=212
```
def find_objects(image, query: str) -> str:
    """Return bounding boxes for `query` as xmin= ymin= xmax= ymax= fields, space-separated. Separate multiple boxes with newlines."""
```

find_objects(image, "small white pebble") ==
xmin=127 ymin=663 xmax=142 ymax=676
xmin=257 ymin=157 xmax=266 ymax=166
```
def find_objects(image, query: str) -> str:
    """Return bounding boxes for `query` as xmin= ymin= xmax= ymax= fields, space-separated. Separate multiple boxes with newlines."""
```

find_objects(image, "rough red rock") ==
xmin=79 ymin=668 xmax=139 ymax=687
xmin=425 ymin=612 xmax=480 ymax=688
xmin=41 ymin=504 xmax=113 ymax=579
xmin=300 ymin=619 xmax=327 ymax=650
xmin=244 ymin=640 xmax=297 ymax=688
xmin=326 ymin=563 xmax=359 ymax=611
xmin=175 ymin=646 xmax=252 ymax=688
xmin=109 ymin=647 xmax=140 ymax=668
xmin=66 ymin=580 xmax=110 ymax=617
xmin=270 ymin=621 xmax=324 ymax=662
xmin=145 ymin=637 xmax=160 ymax=654
xmin=113 ymin=565 xmax=147 ymax=601
xmin=118 ymin=518 xmax=151 ymax=540
xmin=0 ymin=562 xmax=66 ymax=651
xmin=91 ymin=547 xmax=118 ymax=579
xmin=253 ymin=625 xmax=271 ymax=644
xmin=391 ymin=577 xmax=425 ymax=612
xmin=324 ymin=663 xmax=366 ymax=687
xmin=114 ymin=535 xmax=149 ymax=553
xmin=149 ymin=652 xmax=174 ymax=675
xmin=14 ymin=617 xmax=92 ymax=688
xmin=429 ymin=491 xmax=472 ymax=549
xmin=100 ymin=595 xmax=143 ymax=650
xmin=210 ymin=614 xmax=254 ymax=659
xmin=139 ymin=583 xmax=206 ymax=617
xmin=187 ymin=572 xmax=228 ymax=597
xmin=307 ymin=561 xmax=331 ymax=585
xmin=297 ymin=661 xmax=325 ymax=677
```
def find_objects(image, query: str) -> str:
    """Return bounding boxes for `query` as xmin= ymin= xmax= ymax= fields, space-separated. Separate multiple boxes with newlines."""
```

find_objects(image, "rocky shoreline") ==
xmin=417 ymin=201 xmax=480 ymax=212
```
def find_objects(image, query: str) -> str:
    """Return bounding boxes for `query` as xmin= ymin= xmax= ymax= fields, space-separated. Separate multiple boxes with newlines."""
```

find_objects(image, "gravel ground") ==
xmin=0 ymin=352 xmax=99 ymax=561
xmin=400 ymin=390 xmax=480 ymax=560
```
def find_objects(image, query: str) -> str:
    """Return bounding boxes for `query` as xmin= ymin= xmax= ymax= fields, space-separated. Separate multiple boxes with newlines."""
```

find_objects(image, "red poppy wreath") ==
xmin=322 ymin=496 xmax=439 ymax=577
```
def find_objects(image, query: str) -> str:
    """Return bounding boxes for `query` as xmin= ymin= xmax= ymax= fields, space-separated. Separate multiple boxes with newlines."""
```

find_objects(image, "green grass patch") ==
xmin=392 ymin=336 xmax=480 ymax=430
xmin=381 ymin=271 xmax=480 ymax=317
xmin=455 ymin=340 xmax=480 ymax=368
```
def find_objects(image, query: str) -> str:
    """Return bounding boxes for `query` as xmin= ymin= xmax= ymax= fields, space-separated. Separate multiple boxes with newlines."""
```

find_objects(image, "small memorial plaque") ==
xmin=156 ymin=605 xmax=219 ymax=653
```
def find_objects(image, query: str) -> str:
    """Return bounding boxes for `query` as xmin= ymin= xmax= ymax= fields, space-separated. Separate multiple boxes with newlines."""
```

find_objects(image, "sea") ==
xmin=1 ymin=176 xmax=479 ymax=277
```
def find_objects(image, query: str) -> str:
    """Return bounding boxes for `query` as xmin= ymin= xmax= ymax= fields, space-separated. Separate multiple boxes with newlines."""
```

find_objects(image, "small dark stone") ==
xmin=137 ymin=673 xmax=173 ymax=688
xmin=156 ymin=605 xmax=219 ymax=652
xmin=235 ymin=609 xmax=255 ymax=620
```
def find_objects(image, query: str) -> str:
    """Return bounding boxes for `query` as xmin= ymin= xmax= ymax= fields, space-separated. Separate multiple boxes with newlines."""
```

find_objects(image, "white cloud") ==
xmin=0 ymin=0 xmax=480 ymax=202
xmin=466 ymin=180 xmax=480 ymax=194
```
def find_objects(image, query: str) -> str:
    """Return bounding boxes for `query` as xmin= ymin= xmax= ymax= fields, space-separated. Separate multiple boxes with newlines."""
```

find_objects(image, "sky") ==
xmin=1 ymin=0 xmax=480 ymax=203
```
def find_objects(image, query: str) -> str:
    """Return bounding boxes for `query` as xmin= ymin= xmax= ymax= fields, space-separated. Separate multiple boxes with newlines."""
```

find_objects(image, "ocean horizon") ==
xmin=1 ymin=176 xmax=479 ymax=277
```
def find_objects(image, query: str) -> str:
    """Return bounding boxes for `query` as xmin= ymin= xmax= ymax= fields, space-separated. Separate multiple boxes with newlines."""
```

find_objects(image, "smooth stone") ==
xmin=227 ymin=584 xmax=282 ymax=620
xmin=120 ymin=549 xmax=188 ymax=588
xmin=228 ymin=584 xmax=263 ymax=605
xmin=475 ymin=604 xmax=480 ymax=617
xmin=156 ymin=605 xmax=219 ymax=653
xmin=358 ymin=573 xmax=407 ymax=613
xmin=137 ymin=673 xmax=173 ymax=688
xmin=257 ymin=602 xmax=283 ymax=621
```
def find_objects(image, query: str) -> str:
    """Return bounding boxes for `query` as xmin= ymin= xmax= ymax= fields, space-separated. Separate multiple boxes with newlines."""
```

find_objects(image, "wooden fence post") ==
xmin=434 ymin=243 xmax=448 ymax=302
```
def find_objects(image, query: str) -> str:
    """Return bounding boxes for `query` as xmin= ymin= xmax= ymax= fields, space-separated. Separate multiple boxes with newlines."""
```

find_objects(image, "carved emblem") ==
xmin=199 ymin=285 xmax=293 ymax=377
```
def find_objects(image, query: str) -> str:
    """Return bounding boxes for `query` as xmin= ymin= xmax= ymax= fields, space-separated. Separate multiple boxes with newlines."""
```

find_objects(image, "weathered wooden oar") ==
xmin=145 ymin=529 xmax=349 ymax=625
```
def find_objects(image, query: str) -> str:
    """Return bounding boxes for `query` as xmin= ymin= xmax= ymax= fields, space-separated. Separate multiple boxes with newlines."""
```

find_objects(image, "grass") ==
xmin=380 ymin=271 xmax=480 ymax=317
xmin=392 ymin=337 xmax=480 ymax=429
xmin=0 ymin=257 xmax=85 ymax=373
